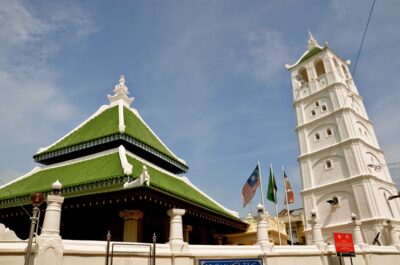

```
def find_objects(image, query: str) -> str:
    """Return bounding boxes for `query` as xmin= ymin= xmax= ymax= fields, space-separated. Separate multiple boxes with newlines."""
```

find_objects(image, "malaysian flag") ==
xmin=242 ymin=164 xmax=261 ymax=207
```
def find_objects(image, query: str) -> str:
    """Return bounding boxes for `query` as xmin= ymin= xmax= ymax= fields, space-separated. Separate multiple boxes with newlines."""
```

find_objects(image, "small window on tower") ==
xmin=311 ymin=110 xmax=316 ymax=116
xmin=326 ymin=128 xmax=332 ymax=136
xmin=315 ymin=133 xmax=320 ymax=141
xmin=325 ymin=160 xmax=332 ymax=169
xmin=321 ymin=105 xmax=327 ymax=111
xmin=315 ymin=101 xmax=320 ymax=107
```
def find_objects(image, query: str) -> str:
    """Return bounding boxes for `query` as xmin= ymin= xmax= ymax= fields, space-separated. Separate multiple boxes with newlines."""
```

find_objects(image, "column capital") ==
xmin=119 ymin=210 xmax=144 ymax=220
xmin=47 ymin=194 xmax=64 ymax=204
xmin=167 ymin=208 xmax=185 ymax=217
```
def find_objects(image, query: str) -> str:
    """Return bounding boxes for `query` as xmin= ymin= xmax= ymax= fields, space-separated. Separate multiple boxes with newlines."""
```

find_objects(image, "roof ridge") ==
xmin=180 ymin=176 xmax=239 ymax=218
xmin=0 ymin=166 xmax=41 ymax=191
xmin=127 ymin=107 xmax=186 ymax=165
xmin=37 ymin=105 xmax=112 ymax=154
xmin=118 ymin=145 xmax=132 ymax=175
xmin=118 ymin=101 xmax=126 ymax=133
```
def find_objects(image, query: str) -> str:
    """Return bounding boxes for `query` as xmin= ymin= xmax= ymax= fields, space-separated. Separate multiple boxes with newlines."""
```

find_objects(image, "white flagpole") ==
xmin=258 ymin=161 xmax=266 ymax=212
xmin=271 ymin=164 xmax=281 ymax=245
xmin=282 ymin=165 xmax=294 ymax=245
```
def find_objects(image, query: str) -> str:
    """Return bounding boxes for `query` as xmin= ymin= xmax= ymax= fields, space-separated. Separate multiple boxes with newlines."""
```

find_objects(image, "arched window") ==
xmin=321 ymin=105 xmax=327 ymax=111
xmin=326 ymin=128 xmax=332 ymax=136
xmin=311 ymin=110 xmax=316 ymax=116
xmin=315 ymin=101 xmax=320 ymax=107
xmin=298 ymin=68 xmax=309 ymax=84
xmin=315 ymin=133 xmax=320 ymax=140
xmin=315 ymin=60 xmax=326 ymax=77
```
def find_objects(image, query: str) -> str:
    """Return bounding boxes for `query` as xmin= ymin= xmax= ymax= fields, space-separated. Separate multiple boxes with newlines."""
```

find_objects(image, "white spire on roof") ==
xmin=307 ymin=29 xmax=319 ymax=50
xmin=108 ymin=74 xmax=134 ymax=107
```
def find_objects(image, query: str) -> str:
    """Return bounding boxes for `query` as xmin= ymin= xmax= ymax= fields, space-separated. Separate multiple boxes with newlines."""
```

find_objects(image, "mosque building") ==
xmin=0 ymin=76 xmax=247 ymax=244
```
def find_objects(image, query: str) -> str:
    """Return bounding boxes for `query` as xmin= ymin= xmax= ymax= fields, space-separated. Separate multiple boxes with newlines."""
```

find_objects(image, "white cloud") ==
xmin=0 ymin=1 xmax=96 ymax=183
xmin=239 ymin=29 xmax=292 ymax=85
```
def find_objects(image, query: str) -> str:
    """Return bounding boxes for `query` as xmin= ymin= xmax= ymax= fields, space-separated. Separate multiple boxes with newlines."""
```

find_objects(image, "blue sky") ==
xmin=0 ymin=0 xmax=399 ymax=218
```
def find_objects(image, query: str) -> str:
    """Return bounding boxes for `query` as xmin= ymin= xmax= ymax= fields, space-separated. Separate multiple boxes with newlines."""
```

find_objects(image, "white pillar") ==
xmin=351 ymin=214 xmax=366 ymax=246
xmin=309 ymin=210 xmax=325 ymax=246
xmin=41 ymin=195 xmax=64 ymax=237
xmin=255 ymin=205 xmax=273 ymax=252
xmin=36 ymin=180 xmax=64 ymax=265
xmin=387 ymin=221 xmax=400 ymax=247
xmin=167 ymin=208 xmax=185 ymax=244
xmin=119 ymin=210 xmax=143 ymax=242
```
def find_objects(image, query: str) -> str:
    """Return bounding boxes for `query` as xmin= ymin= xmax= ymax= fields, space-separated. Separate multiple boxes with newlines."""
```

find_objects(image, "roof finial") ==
xmin=108 ymin=74 xmax=134 ymax=107
xmin=307 ymin=29 xmax=319 ymax=50
xmin=119 ymin=74 xmax=126 ymax=86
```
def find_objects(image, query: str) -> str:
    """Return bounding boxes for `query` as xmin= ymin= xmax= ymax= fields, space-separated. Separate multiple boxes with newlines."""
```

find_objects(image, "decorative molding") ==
xmin=118 ymin=145 xmax=133 ymax=175
xmin=0 ymin=223 xmax=21 ymax=241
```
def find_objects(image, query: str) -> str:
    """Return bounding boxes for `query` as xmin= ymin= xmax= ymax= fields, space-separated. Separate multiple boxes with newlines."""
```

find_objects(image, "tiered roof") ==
xmin=0 ymin=76 xmax=240 ymax=221
xmin=34 ymin=76 xmax=187 ymax=173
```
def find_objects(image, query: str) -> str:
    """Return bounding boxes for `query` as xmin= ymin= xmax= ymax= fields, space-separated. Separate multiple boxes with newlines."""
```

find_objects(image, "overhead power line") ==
xmin=352 ymin=0 xmax=376 ymax=77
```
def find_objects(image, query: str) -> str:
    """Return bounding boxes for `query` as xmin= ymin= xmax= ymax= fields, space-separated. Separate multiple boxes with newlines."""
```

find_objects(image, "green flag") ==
xmin=267 ymin=164 xmax=277 ymax=203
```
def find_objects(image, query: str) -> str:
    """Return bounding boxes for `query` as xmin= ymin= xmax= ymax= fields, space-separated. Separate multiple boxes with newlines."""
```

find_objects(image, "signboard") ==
xmin=198 ymin=258 xmax=263 ymax=265
xmin=333 ymin=233 xmax=355 ymax=257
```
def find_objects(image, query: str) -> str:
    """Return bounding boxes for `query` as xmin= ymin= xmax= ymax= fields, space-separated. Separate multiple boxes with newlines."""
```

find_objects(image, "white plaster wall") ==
xmin=2 ymin=240 xmax=400 ymax=265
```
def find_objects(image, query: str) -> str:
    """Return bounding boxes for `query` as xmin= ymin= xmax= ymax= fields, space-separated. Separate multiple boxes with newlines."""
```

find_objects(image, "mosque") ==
xmin=0 ymin=75 xmax=247 ymax=244
xmin=0 ymin=34 xmax=399 ymax=260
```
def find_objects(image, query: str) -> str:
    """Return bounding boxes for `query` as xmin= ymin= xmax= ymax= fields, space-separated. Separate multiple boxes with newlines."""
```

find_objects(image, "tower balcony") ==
xmin=294 ymin=71 xmax=348 ymax=102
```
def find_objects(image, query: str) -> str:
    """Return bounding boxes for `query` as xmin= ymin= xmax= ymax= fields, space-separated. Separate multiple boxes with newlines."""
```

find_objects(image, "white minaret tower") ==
xmin=286 ymin=33 xmax=400 ymax=245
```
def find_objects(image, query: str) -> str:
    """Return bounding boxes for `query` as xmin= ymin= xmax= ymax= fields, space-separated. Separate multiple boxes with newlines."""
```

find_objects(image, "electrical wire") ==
xmin=352 ymin=0 xmax=376 ymax=77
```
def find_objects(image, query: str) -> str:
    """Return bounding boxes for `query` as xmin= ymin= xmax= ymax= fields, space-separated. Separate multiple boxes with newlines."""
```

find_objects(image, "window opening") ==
xmin=325 ymin=160 xmax=332 ymax=169
xmin=315 ymin=60 xmax=326 ymax=77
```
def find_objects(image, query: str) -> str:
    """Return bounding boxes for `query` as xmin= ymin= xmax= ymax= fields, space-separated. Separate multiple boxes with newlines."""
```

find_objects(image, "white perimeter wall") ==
xmin=1 ymin=239 xmax=399 ymax=265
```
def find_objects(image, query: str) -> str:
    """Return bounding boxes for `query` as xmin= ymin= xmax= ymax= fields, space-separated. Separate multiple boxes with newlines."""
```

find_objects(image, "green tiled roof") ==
xmin=124 ymin=108 xmax=175 ymax=159
xmin=0 ymin=151 xmax=235 ymax=219
xmin=37 ymin=105 xmax=185 ymax=167
xmin=126 ymin=156 xmax=235 ymax=218
xmin=298 ymin=47 xmax=323 ymax=64
xmin=44 ymin=106 xmax=120 ymax=153
xmin=0 ymin=153 xmax=124 ymax=201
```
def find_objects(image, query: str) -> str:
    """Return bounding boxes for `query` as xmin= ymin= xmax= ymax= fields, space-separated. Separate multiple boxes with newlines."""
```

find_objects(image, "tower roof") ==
xmin=34 ymin=76 xmax=188 ymax=174
xmin=285 ymin=32 xmax=325 ymax=69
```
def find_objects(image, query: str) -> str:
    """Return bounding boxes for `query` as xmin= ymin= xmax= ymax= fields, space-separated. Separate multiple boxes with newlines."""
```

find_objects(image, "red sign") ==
xmin=334 ymin=233 xmax=355 ymax=254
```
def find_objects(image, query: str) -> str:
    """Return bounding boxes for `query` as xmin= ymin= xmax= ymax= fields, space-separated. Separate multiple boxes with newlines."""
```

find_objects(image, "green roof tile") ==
xmin=123 ymin=108 xmax=176 ymax=161
xmin=44 ymin=106 xmax=120 ymax=153
xmin=298 ymin=47 xmax=323 ymax=64
xmin=126 ymin=156 xmax=236 ymax=218
xmin=0 ymin=151 xmax=235 ymax=219
xmin=0 ymin=153 xmax=124 ymax=201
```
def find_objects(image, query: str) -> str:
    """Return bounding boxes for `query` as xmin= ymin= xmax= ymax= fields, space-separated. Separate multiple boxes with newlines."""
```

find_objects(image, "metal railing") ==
xmin=105 ymin=232 xmax=156 ymax=265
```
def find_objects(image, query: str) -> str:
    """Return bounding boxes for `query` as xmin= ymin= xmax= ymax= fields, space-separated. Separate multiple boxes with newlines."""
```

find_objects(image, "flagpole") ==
xmin=258 ymin=161 xmax=266 ymax=212
xmin=282 ymin=165 xmax=294 ymax=245
xmin=271 ymin=164 xmax=281 ymax=245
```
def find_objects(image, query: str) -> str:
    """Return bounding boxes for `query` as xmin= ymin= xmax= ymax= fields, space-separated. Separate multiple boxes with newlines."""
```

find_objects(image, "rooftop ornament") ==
xmin=108 ymin=74 xmax=134 ymax=107
xmin=52 ymin=179 xmax=63 ymax=195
